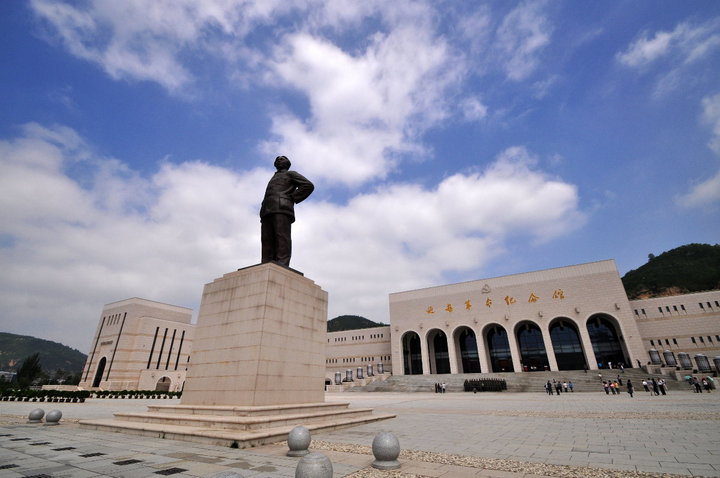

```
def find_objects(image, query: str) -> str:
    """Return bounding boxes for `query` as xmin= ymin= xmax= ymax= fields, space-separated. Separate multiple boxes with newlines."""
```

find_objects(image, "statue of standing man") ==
xmin=260 ymin=155 xmax=314 ymax=267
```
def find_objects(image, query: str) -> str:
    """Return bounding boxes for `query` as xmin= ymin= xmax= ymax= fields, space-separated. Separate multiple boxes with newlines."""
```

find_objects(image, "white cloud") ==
xmin=261 ymin=22 xmax=461 ymax=186
xmin=676 ymin=92 xmax=720 ymax=209
xmin=0 ymin=125 xmax=584 ymax=351
xmin=702 ymin=92 xmax=720 ymax=154
xmin=676 ymin=171 xmax=720 ymax=208
xmin=494 ymin=1 xmax=552 ymax=81
xmin=617 ymin=18 xmax=720 ymax=68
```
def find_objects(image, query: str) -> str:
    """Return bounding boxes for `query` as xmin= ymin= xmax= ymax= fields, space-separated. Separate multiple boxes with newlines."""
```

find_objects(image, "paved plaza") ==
xmin=1 ymin=389 xmax=719 ymax=477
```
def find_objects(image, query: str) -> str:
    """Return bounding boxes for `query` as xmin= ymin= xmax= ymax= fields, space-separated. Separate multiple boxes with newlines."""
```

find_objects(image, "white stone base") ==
xmin=181 ymin=263 xmax=328 ymax=407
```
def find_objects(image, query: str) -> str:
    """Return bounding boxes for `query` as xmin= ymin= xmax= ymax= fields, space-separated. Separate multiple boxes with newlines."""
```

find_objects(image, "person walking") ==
xmin=627 ymin=379 xmax=634 ymax=397
xmin=642 ymin=379 xmax=650 ymax=393
xmin=568 ymin=381 xmax=574 ymax=392
xmin=603 ymin=381 xmax=610 ymax=395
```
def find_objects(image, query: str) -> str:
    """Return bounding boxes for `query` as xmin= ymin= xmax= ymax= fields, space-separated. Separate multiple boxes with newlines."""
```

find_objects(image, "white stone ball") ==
xmin=372 ymin=431 xmax=400 ymax=461
xmin=45 ymin=409 xmax=62 ymax=424
xmin=28 ymin=408 xmax=45 ymax=422
xmin=287 ymin=426 xmax=311 ymax=456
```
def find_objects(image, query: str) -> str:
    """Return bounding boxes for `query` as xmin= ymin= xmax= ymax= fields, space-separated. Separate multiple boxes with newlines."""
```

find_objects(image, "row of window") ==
xmin=635 ymin=300 xmax=720 ymax=317
xmin=104 ymin=313 xmax=123 ymax=326
xmin=330 ymin=333 xmax=386 ymax=343
xmin=325 ymin=355 xmax=391 ymax=365
xmin=649 ymin=335 xmax=720 ymax=347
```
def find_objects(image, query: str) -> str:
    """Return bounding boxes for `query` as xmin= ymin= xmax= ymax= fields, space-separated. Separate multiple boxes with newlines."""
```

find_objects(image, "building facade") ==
xmin=631 ymin=290 xmax=720 ymax=372
xmin=79 ymin=298 xmax=194 ymax=391
xmin=325 ymin=326 xmax=392 ymax=382
xmin=390 ymin=260 xmax=647 ymax=375
xmin=81 ymin=262 xmax=720 ymax=391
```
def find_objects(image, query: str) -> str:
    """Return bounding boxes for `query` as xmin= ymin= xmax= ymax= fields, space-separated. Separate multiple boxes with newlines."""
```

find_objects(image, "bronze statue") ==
xmin=260 ymin=155 xmax=314 ymax=267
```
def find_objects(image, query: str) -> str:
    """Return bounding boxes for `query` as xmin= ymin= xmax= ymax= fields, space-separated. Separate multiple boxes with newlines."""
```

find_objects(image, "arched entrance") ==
xmin=427 ymin=329 xmax=450 ymax=374
xmin=155 ymin=376 xmax=171 ymax=392
xmin=92 ymin=357 xmax=106 ymax=388
xmin=516 ymin=321 xmax=549 ymax=371
xmin=587 ymin=314 xmax=629 ymax=368
xmin=402 ymin=331 xmax=423 ymax=375
xmin=486 ymin=325 xmax=514 ymax=372
xmin=549 ymin=318 xmax=586 ymax=370
xmin=455 ymin=327 xmax=481 ymax=373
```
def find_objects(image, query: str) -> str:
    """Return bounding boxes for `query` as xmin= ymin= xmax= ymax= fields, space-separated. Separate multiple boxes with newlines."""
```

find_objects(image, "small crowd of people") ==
xmin=544 ymin=379 xmax=574 ymax=395
xmin=434 ymin=382 xmax=446 ymax=393
xmin=689 ymin=376 xmax=713 ymax=393
xmin=639 ymin=377 xmax=668 ymax=396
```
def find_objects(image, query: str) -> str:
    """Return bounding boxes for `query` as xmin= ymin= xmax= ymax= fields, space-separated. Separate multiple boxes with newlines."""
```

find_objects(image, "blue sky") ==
xmin=1 ymin=1 xmax=719 ymax=353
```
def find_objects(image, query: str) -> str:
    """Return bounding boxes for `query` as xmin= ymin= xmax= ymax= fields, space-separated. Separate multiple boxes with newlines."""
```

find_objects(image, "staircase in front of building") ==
xmin=350 ymin=368 xmax=691 ymax=393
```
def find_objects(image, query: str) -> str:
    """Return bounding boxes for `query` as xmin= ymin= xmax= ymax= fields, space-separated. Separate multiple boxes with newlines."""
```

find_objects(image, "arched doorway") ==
xmin=587 ymin=314 xmax=629 ymax=368
xmin=486 ymin=325 xmax=514 ymax=372
xmin=92 ymin=357 xmax=106 ymax=388
xmin=549 ymin=318 xmax=586 ymax=370
xmin=155 ymin=376 xmax=171 ymax=392
xmin=427 ymin=329 xmax=450 ymax=374
xmin=516 ymin=321 xmax=549 ymax=371
xmin=455 ymin=327 xmax=481 ymax=373
xmin=402 ymin=331 xmax=423 ymax=375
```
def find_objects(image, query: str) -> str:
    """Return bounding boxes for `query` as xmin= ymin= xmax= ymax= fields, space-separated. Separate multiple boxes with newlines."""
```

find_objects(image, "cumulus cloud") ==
xmin=617 ymin=19 xmax=720 ymax=68
xmin=677 ymin=92 xmax=720 ymax=208
xmin=494 ymin=1 xmax=552 ymax=81
xmin=0 ymin=125 xmax=584 ymax=351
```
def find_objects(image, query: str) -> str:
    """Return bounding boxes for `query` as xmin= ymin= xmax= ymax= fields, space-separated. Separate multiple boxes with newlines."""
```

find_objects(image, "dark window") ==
xmin=709 ymin=336 xmax=713 ymax=343
xmin=699 ymin=336 xmax=704 ymax=343
xmin=699 ymin=303 xmax=705 ymax=309
xmin=681 ymin=304 xmax=686 ymax=311
xmin=658 ymin=307 xmax=663 ymax=313
xmin=673 ymin=338 xmax=677 ymax=345
xmin=665 ymin=339 xmax=670 ymax=345
xmin=650 ymin=340 xmax=654 ymax=346
xmin=691 ymin=337 xmax=696 ymax=343
xmin=673 ymin=305 xmax=678 ymax=312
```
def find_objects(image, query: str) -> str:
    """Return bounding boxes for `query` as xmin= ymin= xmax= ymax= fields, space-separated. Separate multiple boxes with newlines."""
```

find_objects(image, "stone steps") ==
xmin=354 ymin=368 xmax=686 ymax=393
xmin=80 ymin=402 xmax=395 ymax=448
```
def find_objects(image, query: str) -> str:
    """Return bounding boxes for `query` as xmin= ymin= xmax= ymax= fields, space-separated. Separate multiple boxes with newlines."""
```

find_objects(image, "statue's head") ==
xmin=274 ymin=155 xmax=291 ymax=170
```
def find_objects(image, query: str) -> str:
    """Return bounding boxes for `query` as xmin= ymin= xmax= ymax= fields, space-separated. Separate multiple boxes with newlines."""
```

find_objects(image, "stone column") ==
xmin=507 ymin=326 xmax=523 ymax=373
xmin=447 ymin=329 xmax=459 ymax=374
xmin=420 ymin=330 xmax=431 ymax=375
xmin=540 ymin=327 xmax=559 ymax=371
xmin=577 ymin=325 xmax=597 ymax=370
xmin=181 ymin=263 xmax=328 ymax=406
xmin=475 ymin=327 xmax=491 ymax=373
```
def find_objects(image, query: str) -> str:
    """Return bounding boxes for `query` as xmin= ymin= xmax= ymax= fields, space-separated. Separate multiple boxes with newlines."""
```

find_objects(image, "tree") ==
xmin=16 ymin=353 xmax=43 ymax=388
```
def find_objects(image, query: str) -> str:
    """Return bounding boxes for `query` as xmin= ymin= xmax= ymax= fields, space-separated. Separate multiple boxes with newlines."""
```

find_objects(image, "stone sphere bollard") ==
xmin=372 ymin=431 xmax=401 ymax=470
xmin=295 ymin=452 xmax=332 ymax=478
xmin=27 ymin=408 xmax=45 ymax=423
xmin=287 ymin=426 xmax=311 ymax=457
xmin=45 ymin=409 xmax=62 ymax=425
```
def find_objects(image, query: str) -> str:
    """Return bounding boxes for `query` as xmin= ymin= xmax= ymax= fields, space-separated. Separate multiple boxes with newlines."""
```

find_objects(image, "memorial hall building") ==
xmin=79 ymin=260 xmax=720 ymax=391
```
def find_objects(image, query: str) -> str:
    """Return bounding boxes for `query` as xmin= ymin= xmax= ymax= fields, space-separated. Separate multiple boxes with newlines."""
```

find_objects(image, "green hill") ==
xmin=621 ymin=243 xmax=720 ymax=299
xmin=327 ymin=315 xmax=387 ymax=332
xmin=0 ymin=332 xmax=87 ymax=374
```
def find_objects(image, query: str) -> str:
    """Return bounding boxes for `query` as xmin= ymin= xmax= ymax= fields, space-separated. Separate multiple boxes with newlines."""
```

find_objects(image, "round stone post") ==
xmin=27 ymin=409 xmax=45 ymax=423
xmin=344 ymin=369 xmax=353 ymax=382
xmin=357 ymin=367 xmax=364 ymax=380
xmin=377 ymin=362 xmax=384 ymax=374
xmin=295 ymin=452 xmax=332 ymax=478
xmin=372 ymin=431 xmax=401 ymax=470
xmin=648 ymin=349 xmax=662 ymax=365
xmin=287 ymin=426 xmax=311 ymax=457
xmin=45 ymin=409 xmax=62 ymax=426
xmin=334 ymin=371 xmax=342 ymax=385
xmin=367 ymin=364 xmax=374 ymax=376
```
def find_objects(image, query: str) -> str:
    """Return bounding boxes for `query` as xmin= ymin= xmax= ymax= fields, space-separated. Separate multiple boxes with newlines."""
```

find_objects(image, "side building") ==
xmin=325 ymin=326 xmax=392 ymax=383
xmin=79 ymin=298 xmax=194 ymax=392
xmin=631 ymin=290 xmax=720 ymax=372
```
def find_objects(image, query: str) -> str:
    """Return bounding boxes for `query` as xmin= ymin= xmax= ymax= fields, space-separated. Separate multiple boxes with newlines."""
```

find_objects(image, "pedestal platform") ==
xmin=80 ymin=264 xmax=394 ymax=445
xmin=182 ymin=263 xmax=327 ymax=406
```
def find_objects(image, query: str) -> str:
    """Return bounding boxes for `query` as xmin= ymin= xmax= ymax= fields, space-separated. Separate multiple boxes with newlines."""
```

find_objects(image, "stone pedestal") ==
xmin=181 ymin=263 xmax=328 ymax=406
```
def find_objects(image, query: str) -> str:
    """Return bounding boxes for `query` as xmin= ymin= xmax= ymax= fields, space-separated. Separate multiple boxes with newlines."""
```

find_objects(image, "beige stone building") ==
xmin=631 ymin=290 xmax=720 ymax=371
xmin=391 ymin=260 xmax=647 ymax=375
xmin=325 ymin=326 xmax=392 ymax=383
xmin=81 ymin=261 xmax=719 ymax=391
xmin=79 ymin=298 xmax=194 ymax=391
